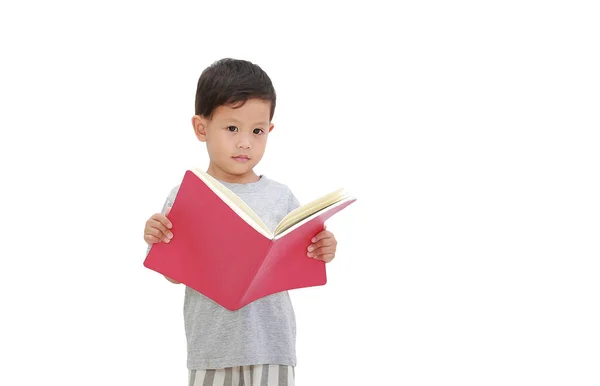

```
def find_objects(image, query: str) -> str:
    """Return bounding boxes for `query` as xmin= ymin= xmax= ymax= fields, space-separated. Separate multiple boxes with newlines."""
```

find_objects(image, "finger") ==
xmin=311 ymin=245 xmax=336 ymax=256
xmin=308 ymin=237 xmax=337 ymax=252
xmin=147 ymin=225 xmax=173 ymax=243
xmin=144 ymin=234 xmax=162 ymax=244
xmin=149 ymin=219 xmax=173 ymax=239
xmin=152 ymin=213 xmax=172 ymax=229
xmin=165 ymin=205 xmax=172 ymax=216
xmin=311 ymin=230 xmax=333 ymax=243
xmin=318 ymin=253 xmax=335 ymax=263
xmin=145 ymin=226 xmax=167 ymax=241
xmin=159 ymin=213 xmax=173 ymax=229
xmin=147 ymin=221 xmax=170 ymax=239
xmin=307 ymin=246 xmax=336 ymax=258
xmin=307 ymin=240 xmax=335 ymax=257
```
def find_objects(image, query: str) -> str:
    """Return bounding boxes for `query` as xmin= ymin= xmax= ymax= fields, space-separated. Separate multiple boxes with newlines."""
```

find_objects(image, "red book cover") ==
xmin=144 ymin=170 xmax=356 ymax=310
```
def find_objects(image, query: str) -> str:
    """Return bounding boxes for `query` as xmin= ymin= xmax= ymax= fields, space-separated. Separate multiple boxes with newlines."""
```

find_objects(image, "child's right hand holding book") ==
xmin=144 ymin=206 xmax=180 ymax=284
xmin=144 ymin=206 xmax=174 ymax=245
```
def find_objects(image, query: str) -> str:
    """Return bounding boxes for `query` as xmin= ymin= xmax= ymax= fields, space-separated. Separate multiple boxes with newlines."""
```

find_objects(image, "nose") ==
xmin=237 ymin=134 xmax=251 ymax=149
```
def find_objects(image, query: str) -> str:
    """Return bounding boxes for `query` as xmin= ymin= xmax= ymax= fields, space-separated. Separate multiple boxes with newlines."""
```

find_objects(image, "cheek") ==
xmin=206 ymin=137 xmax=229 ymax=156
xmin=255 ymin=135 xmax=268 ymax=147
xmin=208 ymin=131 xmax=230 ymax=145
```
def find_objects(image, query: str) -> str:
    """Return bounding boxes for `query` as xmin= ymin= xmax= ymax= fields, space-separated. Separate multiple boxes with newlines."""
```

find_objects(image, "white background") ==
xmin=1 ymin=1 xmax=599 ymax=385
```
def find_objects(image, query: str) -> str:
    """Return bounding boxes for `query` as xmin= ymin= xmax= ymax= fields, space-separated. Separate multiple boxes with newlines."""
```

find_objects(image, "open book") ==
xmin=143 ymin=168 xmax=356 ymax=310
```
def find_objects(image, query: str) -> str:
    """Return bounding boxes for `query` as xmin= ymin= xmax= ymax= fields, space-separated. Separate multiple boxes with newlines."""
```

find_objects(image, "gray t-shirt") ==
xmin=158 ymin=175 xmax=301 ymax=370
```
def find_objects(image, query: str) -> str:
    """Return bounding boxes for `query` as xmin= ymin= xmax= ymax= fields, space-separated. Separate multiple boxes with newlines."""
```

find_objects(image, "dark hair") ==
xmin=194 ymin=58 xmax=276 ymax=120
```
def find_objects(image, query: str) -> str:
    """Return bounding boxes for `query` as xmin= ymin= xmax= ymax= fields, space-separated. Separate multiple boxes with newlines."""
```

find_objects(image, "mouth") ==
xmin=232 ymin=155 xmax=250 ymax=163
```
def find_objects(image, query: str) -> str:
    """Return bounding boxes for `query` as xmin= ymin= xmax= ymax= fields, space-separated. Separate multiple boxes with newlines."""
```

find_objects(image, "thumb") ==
xmin=323 ymin=223 xmax=327 ymax=230
xmin=165 ymin=205 xmax=172 ymax=216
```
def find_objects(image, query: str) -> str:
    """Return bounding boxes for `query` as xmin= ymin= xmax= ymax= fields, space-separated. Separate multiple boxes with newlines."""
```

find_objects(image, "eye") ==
xmin=253 ymin=128 xmax=264 ymax=135
xmin=227 ymin=126 xmax=238 ymax=132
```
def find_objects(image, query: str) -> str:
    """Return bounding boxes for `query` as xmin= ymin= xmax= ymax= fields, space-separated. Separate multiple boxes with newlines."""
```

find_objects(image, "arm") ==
xmin=164 ymin=275 xmax=180 ymax=284
xmin=145 ymin=186 xmax=181 ymax=284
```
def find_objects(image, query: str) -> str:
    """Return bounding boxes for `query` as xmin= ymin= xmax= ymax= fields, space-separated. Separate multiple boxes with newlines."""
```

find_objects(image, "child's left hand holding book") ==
xmin=307 ymin=224 xmax=338 ymax=263
xmin=144 ymin=206 xmax=180 ymax=284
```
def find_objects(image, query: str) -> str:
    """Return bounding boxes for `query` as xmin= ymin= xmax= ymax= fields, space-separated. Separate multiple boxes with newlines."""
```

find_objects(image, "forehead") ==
xmin=212 ymin=99 xmax=271 ymax=123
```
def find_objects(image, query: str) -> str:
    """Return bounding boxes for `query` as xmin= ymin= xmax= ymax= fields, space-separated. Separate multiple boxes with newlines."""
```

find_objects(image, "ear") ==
xmin=192 ymin=115 xmax=208 ymax=142
xmin=268 ymin=123 xmax=274 ymax=133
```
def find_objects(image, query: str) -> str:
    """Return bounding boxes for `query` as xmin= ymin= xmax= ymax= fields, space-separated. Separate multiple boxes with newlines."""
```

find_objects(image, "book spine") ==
xmin=237 ymin=240 xmax=275 ymax=307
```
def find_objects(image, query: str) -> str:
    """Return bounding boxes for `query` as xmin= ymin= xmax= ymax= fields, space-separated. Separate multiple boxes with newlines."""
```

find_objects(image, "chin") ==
xmin=226 ymin=164 xmax=254 ymax=176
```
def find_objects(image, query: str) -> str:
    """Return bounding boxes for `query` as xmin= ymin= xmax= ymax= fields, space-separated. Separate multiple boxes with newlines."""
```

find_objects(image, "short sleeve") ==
xmin=161 ymin=185 xmax=180 ymax=213
xmin=160 ymin=195 xmax=174 ymax=215
xmin=287 ymin=189 xmax=301 ymax=213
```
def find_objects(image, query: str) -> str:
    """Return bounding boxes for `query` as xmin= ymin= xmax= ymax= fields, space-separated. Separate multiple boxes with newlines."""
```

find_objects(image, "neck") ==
xmin=206 ymin=163 xmax=260 ymax=184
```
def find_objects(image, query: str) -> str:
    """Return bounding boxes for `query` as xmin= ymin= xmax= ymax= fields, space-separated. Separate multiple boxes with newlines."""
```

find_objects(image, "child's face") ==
xmin=193 ymin=98 xmax=274 ymax=183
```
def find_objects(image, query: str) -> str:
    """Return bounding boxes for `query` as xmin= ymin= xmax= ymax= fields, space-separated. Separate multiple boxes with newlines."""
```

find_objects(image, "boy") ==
xmin=143 ymin=58 xmax=338 ymax=386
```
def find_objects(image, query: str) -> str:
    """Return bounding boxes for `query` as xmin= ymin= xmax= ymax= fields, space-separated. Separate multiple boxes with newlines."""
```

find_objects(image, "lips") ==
xmin=232 ymin=155 xmax=250 ymax=162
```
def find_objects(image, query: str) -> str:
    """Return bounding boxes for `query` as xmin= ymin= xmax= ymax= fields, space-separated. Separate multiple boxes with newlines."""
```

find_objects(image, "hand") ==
xmin=144 ymin=206 xmax=174 ymax=245
xmin=307 ymin=224 xmax=337 ymax=263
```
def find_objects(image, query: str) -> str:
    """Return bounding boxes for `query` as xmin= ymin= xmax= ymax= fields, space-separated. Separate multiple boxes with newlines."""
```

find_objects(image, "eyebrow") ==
xmin=224 ymin=117 xmax=269 ymax=127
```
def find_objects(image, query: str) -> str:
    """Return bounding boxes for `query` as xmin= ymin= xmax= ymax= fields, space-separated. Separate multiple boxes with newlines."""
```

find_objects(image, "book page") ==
xmin=274 ymin=188 xmax=348 ymax=236
xmin=191 ymin=168 xmax=272 ymax=238
xmin=274 ymin=197 xmax=354 ymax=240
